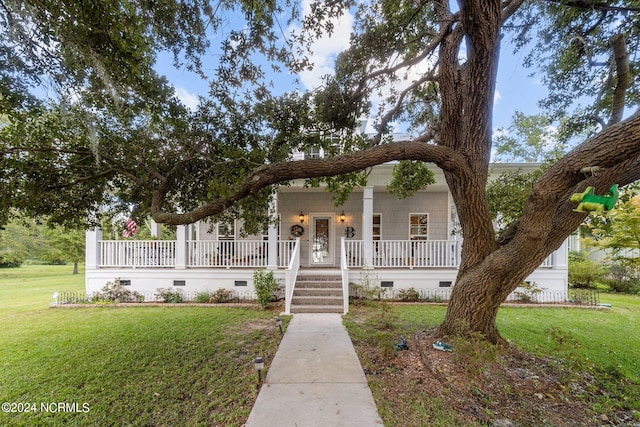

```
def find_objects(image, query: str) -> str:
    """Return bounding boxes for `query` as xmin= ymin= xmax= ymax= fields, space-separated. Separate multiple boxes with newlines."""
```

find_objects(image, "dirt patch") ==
xmin=354 ymin=327 xmax=639 ymax=426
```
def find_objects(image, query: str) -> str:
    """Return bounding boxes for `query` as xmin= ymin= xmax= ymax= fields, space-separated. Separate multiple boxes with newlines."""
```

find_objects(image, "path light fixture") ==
xmin=253 ymin=357 xmax=265 ymax=387
xmin=340 ymin=211 xmax=346 ymax=223
xmin=275 ymin=317 xmax=283 ymax=334
xmin=299 ymin=211 xmax=305 ymax=224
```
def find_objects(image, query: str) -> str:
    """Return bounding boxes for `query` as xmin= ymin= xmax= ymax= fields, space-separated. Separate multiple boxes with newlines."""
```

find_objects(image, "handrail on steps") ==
xmin=284 ymin=238 xmax=301 ymax=314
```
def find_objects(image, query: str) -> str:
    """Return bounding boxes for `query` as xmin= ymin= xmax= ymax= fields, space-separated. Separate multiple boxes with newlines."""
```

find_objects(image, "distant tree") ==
xmin=0 ymin=222 xmax=28 ymax=267
xmin=43 ymin=228 xmax=85 ymax=274
xmin=493 ymin=112 xmax=564 ymax=162
xmin=486 ymin=167 xmax=544 ymax=235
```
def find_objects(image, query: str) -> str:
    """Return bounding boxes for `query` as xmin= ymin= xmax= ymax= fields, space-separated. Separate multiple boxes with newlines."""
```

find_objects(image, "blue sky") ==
xmin=158 ymin=2 xmax=548 ymax=136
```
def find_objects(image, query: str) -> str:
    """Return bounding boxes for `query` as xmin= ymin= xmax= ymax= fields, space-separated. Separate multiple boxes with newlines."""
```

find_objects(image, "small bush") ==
xmin=350 ymin=271 xmax=386 ymax=301
xmin=253 ymin=270 xmax=278 ymax=309
xmin=93 ymin=279 xmax=140 ymax=303
xmin=569 ymin=256 xmax=604 ymax=289
xmin=210 ymin=288 xmax=235 ymax=303
xmin=396 ymin=287 xmax=421 ymax=302
xmin=513 ymin=281 xmax=544 ymax=303
xmin=155 ymin=288 xmax=183 ymax=303
xmin=194 ymin=291 xmax=212 ymax=303
xmin=602 ymin=262 xmax=640 ymax=294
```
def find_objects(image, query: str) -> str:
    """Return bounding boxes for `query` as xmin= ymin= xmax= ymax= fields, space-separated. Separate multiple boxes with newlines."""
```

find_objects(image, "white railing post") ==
xmin=176 ymin=225 xmax=187 ymax=269
xmin=267 ymin=194 xmax=278 ymax=269
xmin=362 ymin=187 xmax=374 ymax=268
xmin=86 ymin=227 xmax=102 ymax=269
xmin=341 ymin=237 xmax=349 ymax=314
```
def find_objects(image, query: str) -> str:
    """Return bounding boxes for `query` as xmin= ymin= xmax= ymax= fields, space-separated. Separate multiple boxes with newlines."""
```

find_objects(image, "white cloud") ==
xmin=292 ymin=0 xmax=354 ymax=90
xmin=174 ymin=86 xmax=199 ymax=110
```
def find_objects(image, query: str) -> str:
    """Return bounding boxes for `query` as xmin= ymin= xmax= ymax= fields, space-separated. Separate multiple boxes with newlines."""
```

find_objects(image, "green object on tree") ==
xmin=570 ymin=185 xmax=619 ymax=214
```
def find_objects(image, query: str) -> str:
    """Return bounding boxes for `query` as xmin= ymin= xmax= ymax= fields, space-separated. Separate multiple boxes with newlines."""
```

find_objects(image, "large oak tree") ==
xmin=1 ymin=0 xmax=639 ymax=343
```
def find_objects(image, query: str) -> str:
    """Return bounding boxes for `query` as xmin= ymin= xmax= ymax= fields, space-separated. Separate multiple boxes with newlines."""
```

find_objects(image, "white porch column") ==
xmin=554 ymin=238 xmax=569 ymax=269
xmin=176 ymin=225 xmax=188 ymax=269
xmin=150 ymin=219 xmax=162 ymax=239
xmin=85 ymin=227 xmax=102 ymax=269
xmin=362 ymin=186 xmax=374 ymax=268
xmin=267 ymin=193 xmax=279 ymax=269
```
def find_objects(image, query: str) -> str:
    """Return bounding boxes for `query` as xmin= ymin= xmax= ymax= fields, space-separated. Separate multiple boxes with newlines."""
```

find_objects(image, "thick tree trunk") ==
xmin=438 ymin=115 xmax=640 ymax=344
xmin=73 ymin=261 xmax=79 ymax=275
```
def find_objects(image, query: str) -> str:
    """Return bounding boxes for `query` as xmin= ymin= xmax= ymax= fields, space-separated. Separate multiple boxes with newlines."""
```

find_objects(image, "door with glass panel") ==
xmin=310 ymin=216 xmax=333 ymax=265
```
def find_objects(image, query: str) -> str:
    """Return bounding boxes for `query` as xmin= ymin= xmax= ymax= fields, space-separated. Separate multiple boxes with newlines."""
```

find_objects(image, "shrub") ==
xmin=513 ymin=281 xmax=544 ymax=303
xmin=569 ymin=256 xmax=604 ymax=289
xmin=210 ymin=288 xmax=235 ymax=303
xmin=155 ymin=288 xmax=183 ymax=303
xmin=602 ymin=262 xmax=640 ymax=294
xmin=93 ymin=279 xmax=141 ymax=302
xmin=396 ymin=287 xmax=421 ymax=302
xmin=0 ymin=251 xmax=25 ymax=268
xmin=194 ymin=291 xmax=212 ymax=303
xmin=253 ymin=270 xmax=279 ymax=309
xmin=350 ymin=271 xmax=386 ymax=302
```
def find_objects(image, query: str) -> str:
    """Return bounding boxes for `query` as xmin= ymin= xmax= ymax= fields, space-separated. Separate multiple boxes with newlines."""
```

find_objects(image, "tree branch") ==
xmin=544 ymin=0 xmax=640 ymax=13
xmin=498 ymin=111 xmax=640 ymax=245
xmin=608 ymin=33 xmax=629 ymax=126
xmin=350 ymin=14 xmax=456 ymax=106
xmin=150 ymin=140 xmax=471 ymax=224
xmin=370 ymin=71 xmax=438 ymax=145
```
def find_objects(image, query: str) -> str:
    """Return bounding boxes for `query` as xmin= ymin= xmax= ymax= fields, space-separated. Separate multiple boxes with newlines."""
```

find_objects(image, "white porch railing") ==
xmin=345 ymin=240 xmax=461 ymax=268
xmin=187 ymin=240 xmax=292 ymax=268
xmin=99 ymin=240 xmax=295 ymax=268
xmin=100 ymin=240 xmax=177 ymax=267
xmin=284 ymin=238 xmax=301 ymax=314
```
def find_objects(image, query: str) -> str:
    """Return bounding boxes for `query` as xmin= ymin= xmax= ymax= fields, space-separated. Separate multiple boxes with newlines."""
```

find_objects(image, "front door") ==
xmin=311 ymin=215 xmax=333 ymax=265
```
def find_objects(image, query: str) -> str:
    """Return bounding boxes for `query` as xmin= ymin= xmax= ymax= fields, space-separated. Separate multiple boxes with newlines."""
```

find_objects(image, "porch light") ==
xmin=253 ymin=357 xmax=265 ymax=386
xmin=340 ymin=211 xmax=346 ymax=223
xmin=299 ymin=211 xmax=305 ymax=223
xmin=275 ymin=317 xmax=283 ymax=334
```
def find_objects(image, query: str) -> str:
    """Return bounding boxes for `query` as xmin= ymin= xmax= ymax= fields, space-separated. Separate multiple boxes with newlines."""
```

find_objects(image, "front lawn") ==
xmin=345 ymin=297 xmax=640 ymax=426
xmin=0 ymin=265 xmax=286 ymax=426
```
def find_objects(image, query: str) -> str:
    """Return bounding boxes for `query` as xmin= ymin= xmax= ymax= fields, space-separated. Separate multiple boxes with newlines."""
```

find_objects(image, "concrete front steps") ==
xmin=290 ymin=273 xmax=344 ymax=313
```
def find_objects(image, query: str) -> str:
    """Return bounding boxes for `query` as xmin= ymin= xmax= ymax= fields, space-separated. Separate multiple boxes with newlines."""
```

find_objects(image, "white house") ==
xmin=85 ymin=158 xmax=569 ymax=314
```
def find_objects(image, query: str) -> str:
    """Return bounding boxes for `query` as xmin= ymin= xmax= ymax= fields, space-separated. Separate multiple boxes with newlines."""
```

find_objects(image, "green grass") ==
xmin=497 ymin=293 xmax=640 ymax=383
xmin=0 ymin=265 xmax=286 ymax=426
xmin=0 ymin=264 xmax=85 ymax=315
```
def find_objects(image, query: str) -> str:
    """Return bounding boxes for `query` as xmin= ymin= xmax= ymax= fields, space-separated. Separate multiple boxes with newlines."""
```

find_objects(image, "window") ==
xmin=409 ymin=214 xmax=429 ymax=240
xmin=305 ymin=147 xmax=321 ymax=159
xmin=372 ymin=214 xmax=381 ymax=241
xmin=218 ymin=222 xmax=235 ymax=240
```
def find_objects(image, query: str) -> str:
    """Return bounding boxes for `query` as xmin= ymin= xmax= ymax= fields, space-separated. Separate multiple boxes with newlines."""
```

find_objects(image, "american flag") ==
xmin=122 ymin=218 xmax=138 ymax=237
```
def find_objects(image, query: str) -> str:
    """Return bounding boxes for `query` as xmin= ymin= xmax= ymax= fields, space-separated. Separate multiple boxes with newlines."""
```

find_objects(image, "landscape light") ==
xmin=253 ymin=357 xmax=265 ymax=387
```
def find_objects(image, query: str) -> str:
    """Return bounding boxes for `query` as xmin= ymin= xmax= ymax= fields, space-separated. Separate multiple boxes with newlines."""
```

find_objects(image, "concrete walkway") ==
xmin=245 ymin=313 xmax=384 ymax=427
